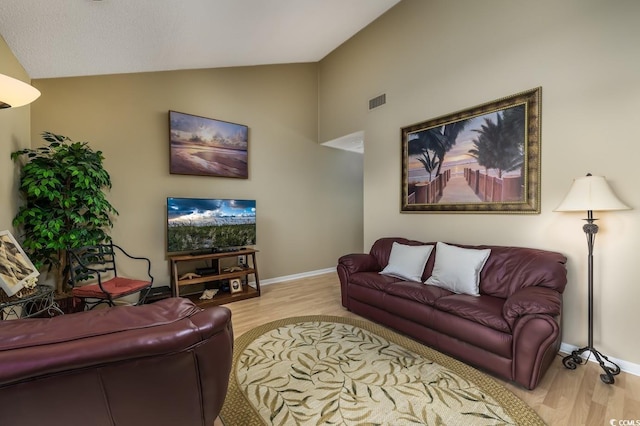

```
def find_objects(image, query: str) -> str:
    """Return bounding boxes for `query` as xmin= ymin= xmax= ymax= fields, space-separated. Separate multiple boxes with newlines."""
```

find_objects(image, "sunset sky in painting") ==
xmin=408 ymin=111 xmax=501 ymax=174
xmin=170 ymin=111 xmax=247 ymax=143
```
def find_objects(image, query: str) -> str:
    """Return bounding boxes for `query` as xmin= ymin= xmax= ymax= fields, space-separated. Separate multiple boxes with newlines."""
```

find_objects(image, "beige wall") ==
xmin=319 ymin=0 xmax=640 ymax=364
xmin=30 ymin=64 xmax=364 ymax=285
xmin=7 ymin=0 xmax=639 ymax=366
xmin=0 ymin=36 xmax=33 ymax=233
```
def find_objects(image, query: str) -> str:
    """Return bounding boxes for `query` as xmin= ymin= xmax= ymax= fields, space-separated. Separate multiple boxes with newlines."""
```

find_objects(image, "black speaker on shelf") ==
xmin=195 ymin=267 xmax=218 ymax=276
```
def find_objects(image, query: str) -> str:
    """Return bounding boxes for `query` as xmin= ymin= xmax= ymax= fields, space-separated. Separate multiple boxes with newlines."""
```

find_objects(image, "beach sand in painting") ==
xmin=171 ymin=142 xmax=247 ymax=178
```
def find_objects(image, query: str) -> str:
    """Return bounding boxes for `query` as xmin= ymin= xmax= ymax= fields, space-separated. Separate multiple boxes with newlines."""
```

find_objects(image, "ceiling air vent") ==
xmin=368 ymin=93 xmax=386 ymax=110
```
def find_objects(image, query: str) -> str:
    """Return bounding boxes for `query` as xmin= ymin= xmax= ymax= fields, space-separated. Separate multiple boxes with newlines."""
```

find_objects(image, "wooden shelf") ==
xmin=170 ymin=248 xmax=256 ymax=262
xmin=169 ymin=248 xmax=260 ymax=307
xmin=176 ymin=268 xmax=256 ymax=287
xmin=182 ymin=285 xmax=259 ymax=307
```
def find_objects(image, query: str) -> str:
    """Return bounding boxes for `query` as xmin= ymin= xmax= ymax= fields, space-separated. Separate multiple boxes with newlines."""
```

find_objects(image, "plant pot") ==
xmin=54 ymin=292 xmax=85 ymax=314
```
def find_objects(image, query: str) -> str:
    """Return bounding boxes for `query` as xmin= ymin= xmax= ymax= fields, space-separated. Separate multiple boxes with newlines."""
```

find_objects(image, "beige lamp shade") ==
xmin=0 ymin=73 xmax=41 ymax=109
xmin=555 ymin=174 xmax=630 ymax=212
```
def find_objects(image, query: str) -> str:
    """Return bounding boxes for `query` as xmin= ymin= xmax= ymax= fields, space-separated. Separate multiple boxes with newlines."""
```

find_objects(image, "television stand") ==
xmin=169 ymin=248 xmax=260 ymax=307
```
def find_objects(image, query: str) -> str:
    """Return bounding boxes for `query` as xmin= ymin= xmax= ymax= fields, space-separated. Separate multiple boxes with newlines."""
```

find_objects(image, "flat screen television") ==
xmin=167 ymin=197 xmax=256 ymax=254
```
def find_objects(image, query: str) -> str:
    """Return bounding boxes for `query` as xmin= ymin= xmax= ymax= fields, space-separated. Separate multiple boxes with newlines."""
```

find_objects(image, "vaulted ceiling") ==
xmin=0 ymin=0 xmax=400 ymax=79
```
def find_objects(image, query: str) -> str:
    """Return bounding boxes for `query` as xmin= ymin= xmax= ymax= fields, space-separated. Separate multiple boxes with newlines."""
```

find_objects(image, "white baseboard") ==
xmin=559 ymin=343 xmax=640 ymax=377
xmin=258 ymin=267 xmax=335 ymax=286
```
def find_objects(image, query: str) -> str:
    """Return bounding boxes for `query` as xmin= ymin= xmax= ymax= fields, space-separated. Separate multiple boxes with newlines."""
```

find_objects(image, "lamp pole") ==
xmin=562 ymin=210 xmax=621 ymax=384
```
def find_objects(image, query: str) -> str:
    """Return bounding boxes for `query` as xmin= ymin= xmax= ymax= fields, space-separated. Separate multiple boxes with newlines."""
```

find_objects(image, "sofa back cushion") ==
xmin=380 ymin=242 xmax=434 ymax=282
xmin=370 ymin=237 xmax=429 ymax=277
xmin=472 ymin=244 xmax=567 ymax=298
xmin=425 ymin=242 xmax=491 ymax=296
xmin=370 ymin=237 xmax=567 ymax=299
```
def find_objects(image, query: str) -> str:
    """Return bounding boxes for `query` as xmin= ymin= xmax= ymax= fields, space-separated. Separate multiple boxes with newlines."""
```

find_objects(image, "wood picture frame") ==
xmin=169 ymin=110 xmax=249 ymax=178
xmin=0 ymin=230 xmax=40 ymax=297
xmin=229 ymin=278 xmax=243 ymax=294
xmin=401 ymin=87 xmax=541 ymax=214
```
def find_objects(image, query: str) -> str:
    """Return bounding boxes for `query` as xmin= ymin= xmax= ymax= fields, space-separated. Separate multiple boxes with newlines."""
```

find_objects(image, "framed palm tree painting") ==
xmin=401 ymin=87 xmax=541 ymax=213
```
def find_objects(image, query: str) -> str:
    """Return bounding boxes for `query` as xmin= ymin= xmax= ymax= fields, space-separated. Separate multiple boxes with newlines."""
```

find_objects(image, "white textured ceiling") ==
xmin=0 ymin=0 xmax=400 ymax=79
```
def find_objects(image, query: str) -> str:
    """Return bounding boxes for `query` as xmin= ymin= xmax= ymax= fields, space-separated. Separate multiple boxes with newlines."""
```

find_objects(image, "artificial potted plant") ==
xmin=11 ymin=131 xmax=118 ymax=295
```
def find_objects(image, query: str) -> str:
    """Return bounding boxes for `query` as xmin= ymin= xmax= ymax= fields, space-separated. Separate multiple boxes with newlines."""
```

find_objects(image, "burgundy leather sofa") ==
xmin=0 ymin=297 xmax=233 ymax=426
xmin=338 ymin=237 xmax=567 ymax=389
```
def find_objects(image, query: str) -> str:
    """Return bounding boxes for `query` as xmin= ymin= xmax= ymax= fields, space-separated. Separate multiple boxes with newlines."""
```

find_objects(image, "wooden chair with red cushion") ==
xmin=67 ymin=242 xmax=153 ymax=309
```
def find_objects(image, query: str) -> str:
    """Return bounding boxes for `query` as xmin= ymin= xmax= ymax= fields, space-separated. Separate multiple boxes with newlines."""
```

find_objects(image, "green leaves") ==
xmin=41 ymin=131 xmax=69 ymax=144
xmin=10 ymin=131 xmax=118 ymax=294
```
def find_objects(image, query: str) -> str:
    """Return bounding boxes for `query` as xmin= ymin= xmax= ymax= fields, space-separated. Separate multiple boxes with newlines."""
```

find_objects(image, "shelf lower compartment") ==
xmin=176 ymin=268 xmax=256 ymax=287
xmin=170 ymin=249 xmax=260 ymax=307
xmin=183 ymin=285 xmax=259 ymax=307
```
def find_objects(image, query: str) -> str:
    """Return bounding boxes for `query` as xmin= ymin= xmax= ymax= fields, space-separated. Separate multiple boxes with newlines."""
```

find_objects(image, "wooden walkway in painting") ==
xmin=439 ymin=175 xmax=481 ymax=203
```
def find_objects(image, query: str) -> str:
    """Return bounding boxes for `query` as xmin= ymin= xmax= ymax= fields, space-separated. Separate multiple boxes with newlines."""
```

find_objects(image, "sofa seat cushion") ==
xmin=350 ymin=272 xmax=398 ymax=292
xmin=384 ymin=281 xmax=454 ymax=306
xmin=430 ymin=308 xmax=513 ymax=359
xmin=434 ymin=294 xmax=510 ymax=333
xmin=381 ymin=294 xmax=512 ymax=359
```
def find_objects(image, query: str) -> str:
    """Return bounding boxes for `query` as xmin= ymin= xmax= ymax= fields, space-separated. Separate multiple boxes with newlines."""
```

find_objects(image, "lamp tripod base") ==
xmin=562 ymin=346 xmax=621 ymax=384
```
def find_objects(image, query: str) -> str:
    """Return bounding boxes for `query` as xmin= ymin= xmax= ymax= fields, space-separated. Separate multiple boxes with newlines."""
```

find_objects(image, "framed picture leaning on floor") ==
xmin=0 ymin=230 xmax=40 ymax=297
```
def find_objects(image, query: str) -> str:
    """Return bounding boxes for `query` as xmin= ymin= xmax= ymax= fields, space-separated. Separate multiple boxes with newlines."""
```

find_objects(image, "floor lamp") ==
xmin=0 ymin=73 xmax=41 ymax=109
xmin=555 ymin=173 xmax=630 ymax=384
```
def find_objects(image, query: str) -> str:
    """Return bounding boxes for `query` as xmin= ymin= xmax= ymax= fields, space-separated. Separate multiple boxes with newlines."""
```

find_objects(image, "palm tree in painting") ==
xmin=416 ymin=150 xmax=439 ymax=181
xmin=407 ymin=132 xmax=442 ymax=181
xmin=408 ymin=120 xmax=469 ymax=178
xmin=468 ymin=137 xmax=492 ymax=175
xmin=468 ymin=106 xmax=524 ymax=178
xmin=501 ymin=104 xmax=526 ymax=176
xmin=432 ymin=121 xmax=469 ymax=176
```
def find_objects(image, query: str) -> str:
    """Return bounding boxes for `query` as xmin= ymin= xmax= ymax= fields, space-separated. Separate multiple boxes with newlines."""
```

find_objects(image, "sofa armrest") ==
xmin=338 ymin=253 xmax=381 ymax=274
xmin=511 ymin=313 xmax=561 ymax=389
xmin=337 ymin=253 xmax=380 ymax=309
xmin=503 ymin=286 xmax=562 ymax=329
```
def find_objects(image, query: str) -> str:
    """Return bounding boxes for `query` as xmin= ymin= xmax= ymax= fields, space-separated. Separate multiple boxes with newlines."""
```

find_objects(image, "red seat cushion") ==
xmin=72 ymin=277 xmax=151 ymax=299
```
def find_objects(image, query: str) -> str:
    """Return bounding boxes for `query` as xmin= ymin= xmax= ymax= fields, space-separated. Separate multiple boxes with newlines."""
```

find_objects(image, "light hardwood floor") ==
xmin=220 ymin=273 xmax=640 ymax=426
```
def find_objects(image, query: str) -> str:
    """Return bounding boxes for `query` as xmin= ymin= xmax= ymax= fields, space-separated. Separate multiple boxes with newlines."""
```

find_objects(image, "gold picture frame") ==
xmin=401 ymin=87 xmax=541 ymax=213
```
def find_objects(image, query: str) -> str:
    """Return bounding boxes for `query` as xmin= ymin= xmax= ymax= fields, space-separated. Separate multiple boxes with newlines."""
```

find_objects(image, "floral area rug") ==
xmin=220 ymin=316 xmax=545 ymax=426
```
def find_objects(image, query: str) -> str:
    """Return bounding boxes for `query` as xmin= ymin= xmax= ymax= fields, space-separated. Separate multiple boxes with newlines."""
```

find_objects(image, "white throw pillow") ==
xmin=424 ymin=242 xmax=491 ymax=296
xmin=380 ymin=242 xmax=434 ymax=282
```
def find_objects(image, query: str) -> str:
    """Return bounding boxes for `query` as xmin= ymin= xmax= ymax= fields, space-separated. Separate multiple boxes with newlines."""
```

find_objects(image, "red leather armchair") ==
xmin=0 ymin=298 xmax=233 ymax=426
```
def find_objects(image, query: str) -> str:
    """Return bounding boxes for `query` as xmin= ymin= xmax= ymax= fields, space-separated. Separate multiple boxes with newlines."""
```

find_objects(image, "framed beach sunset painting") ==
xmin=401 ymin=87 xmax=541 ymax=214
xmin=169 ymin=111 xmax=249 ymax=178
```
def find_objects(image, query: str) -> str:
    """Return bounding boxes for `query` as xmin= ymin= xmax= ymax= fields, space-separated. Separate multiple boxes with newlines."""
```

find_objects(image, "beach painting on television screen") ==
xmin=167 ymin=198 xmax=256 ymax=253
xmin=169 ymin=110 xmax=248 ymax=178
